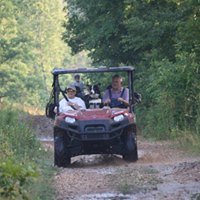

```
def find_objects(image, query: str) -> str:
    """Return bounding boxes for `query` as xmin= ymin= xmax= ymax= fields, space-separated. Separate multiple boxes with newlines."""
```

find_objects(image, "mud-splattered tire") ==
xmin=123 ymin=133 xmax=138 ymax=162
xmin=54 ymin=135 xmax=71 ymax=167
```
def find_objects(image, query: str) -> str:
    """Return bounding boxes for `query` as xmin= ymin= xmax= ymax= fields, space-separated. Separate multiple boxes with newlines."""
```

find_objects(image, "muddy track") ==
xmin=33 ymin=115 xmax=200 ymax=200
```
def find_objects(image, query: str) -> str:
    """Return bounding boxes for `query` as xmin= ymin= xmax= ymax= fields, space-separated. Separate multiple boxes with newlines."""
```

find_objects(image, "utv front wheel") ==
xmin=123 ymin=133 xmax=138 ymax=162
xmin=54 ymin=136 xmax=71 ymax=167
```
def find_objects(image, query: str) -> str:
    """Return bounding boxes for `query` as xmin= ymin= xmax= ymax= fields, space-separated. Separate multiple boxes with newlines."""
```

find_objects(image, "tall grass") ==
xmin=0 ymin=109 xmax=40 ymax=160
xmin=171 ymin=128 xmax=200 ymax=153
xmin=0 ymin=108 xmax=55 ymax=200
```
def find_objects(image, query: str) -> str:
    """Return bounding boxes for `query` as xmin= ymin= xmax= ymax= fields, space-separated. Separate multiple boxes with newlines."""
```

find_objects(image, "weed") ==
xmin=0 ymin=108 xmax=56 ymax=200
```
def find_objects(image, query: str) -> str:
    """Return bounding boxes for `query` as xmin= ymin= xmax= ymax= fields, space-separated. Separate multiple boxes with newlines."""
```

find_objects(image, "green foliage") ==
xmin=64 ymin=0 xmax=179 ymax=66
xmin=122 ymin=0 xmax=178 ymax=63
xmin=0 ymin=109 xmax=40 ymax=161
xmin=0 ymin=108 xmax=55 ymax=199
xmin=0 ymin=0 xmax=74 ymax=108
xmin=0 ymin=159 xmax=38 ymax=200
xmin=176 ymin=130 xmax=200 ymax=153
xmin=137 ymin=51 xmax=200 ymax=139
xmin=64 ymin=0 xmax=126 ymax=66
xmin=27 ymin=152 xmax=56 ymax=200
xmin=0 ymin=109 xmax=39 ymax=199
xmin=64 ymin=0 xmax=200 ymax=148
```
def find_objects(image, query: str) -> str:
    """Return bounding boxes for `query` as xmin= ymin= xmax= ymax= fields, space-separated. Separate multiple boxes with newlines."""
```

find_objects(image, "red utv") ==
xmin=46 ymin=66 xmax=140 ymax=167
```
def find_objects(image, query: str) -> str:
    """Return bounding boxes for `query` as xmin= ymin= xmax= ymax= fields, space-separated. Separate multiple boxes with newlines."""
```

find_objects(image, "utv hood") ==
xmin=59 ymin=107 xmax=129 ymax=121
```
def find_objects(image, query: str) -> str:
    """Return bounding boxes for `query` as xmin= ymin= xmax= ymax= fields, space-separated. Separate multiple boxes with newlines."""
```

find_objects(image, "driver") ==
xmin=59 ymin=84 xmax=86 ymax=113
xmin=103 ymin=74 xmax=129 ymax=108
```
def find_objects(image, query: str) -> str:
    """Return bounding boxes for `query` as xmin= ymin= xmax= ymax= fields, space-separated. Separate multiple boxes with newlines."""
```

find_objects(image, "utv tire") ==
xmin=123 ymin=133 xmax=138 ymax=162
xmin=54 ymin=136 xmax=71 ymax=167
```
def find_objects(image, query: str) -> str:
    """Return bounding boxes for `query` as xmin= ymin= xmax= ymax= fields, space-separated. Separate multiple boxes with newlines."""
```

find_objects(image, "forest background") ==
xmin=1 ymin=0 xmax=199 ymax=141
xmin=0 ymin=0 xmax=199 ymax=199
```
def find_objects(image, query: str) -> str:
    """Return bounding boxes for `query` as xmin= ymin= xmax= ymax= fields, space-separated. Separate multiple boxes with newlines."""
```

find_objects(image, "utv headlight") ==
xmin=113 ymin=114 xmax=124 ymax=122
xmin=65 ymin=117 xmax=76 ymax=124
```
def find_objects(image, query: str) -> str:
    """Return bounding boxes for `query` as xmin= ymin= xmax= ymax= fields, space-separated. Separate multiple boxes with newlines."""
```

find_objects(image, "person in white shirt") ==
xmin=59 ymin=84 xmax=86 ymax=113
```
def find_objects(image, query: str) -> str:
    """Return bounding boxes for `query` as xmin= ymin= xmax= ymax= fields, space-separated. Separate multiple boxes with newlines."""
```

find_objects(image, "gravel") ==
xmin=34 ymin=115 xmax=200 ymax=200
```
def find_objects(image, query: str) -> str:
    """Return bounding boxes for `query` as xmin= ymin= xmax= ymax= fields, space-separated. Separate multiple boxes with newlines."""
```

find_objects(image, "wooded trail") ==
xmin=35 ymin=115 xmax=200 ymax=200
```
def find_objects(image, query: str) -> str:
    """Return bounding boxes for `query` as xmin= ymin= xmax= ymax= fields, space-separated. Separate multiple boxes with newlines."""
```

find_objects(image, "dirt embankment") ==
xmin=34 ymin=115 xmax=200 ymax=200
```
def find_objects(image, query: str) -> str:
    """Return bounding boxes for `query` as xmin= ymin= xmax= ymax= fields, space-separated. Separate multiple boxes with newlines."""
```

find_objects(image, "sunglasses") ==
xmin=67 ymin=89 xmax=76 ymax=93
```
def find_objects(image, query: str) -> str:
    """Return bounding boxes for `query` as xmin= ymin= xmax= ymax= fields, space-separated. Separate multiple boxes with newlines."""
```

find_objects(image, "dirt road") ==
xmin=35 ymin=115 xmax=200 ymax=200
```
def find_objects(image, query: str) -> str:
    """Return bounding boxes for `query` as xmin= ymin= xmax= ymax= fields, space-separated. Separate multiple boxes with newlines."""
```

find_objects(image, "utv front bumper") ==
xmin=55 ymin=118 xmax=135 ymax=141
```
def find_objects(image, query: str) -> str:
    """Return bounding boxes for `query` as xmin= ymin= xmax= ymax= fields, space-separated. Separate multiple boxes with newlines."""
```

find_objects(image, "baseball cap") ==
xmin=66 ymin=84 xmax=76 ymax=91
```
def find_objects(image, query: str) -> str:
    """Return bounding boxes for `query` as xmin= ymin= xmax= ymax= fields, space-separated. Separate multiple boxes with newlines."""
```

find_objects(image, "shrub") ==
xmin=0 ymin=108 xmax=48 ymax=200
xmin=0 ymin=159 xmax=38 ymax=200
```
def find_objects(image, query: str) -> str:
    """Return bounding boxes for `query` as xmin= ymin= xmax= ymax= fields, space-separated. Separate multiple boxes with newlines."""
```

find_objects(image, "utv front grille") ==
xmin=81 ymin=133 xmax=109 ymax=140
xmin=84 ymin=125 xmax=105 ymax=133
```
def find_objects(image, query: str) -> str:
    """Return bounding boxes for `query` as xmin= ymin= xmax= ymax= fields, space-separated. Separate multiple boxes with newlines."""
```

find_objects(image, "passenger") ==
xmin=59 ymin=84 xmax=86 ymax=113
xmin=73 ymin=74 xmax=85 ymax=98
xmin=103 ymin=74 xmax=129 ymax=108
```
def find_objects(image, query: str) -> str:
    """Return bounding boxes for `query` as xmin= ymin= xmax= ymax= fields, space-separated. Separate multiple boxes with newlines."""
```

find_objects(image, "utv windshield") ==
xmin=51 ymin=66 xmax=135 ymax=113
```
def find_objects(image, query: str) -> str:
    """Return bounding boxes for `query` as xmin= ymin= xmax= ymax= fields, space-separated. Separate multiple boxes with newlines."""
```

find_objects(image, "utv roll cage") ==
xmin=52 ymin=66 xmax=135 ymax=113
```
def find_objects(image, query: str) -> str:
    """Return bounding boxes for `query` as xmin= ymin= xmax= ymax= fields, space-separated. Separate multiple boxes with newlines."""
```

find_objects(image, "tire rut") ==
xmin=34 ymin=115 xmax=200 ymax=200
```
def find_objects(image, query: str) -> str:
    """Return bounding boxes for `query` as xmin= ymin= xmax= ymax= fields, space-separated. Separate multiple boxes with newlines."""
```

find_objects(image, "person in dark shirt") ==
xmin=103 ymin=74 xmax=129 ymax=108
xmin=73 ymin=74 xmax=85 ymax=98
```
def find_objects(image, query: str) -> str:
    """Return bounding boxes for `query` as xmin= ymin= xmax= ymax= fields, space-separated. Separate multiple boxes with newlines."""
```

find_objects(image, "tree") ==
xmin=64 ymin=0 xmax=179 ymax=66
xmin=64 ymin=0 xmax=126 ymax=66
xmin=64 ymin=0 xmax=200 ymax=138
xmin=0 ymin=0 xmax=72 ymax=106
